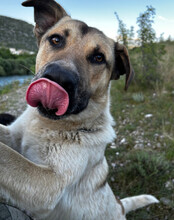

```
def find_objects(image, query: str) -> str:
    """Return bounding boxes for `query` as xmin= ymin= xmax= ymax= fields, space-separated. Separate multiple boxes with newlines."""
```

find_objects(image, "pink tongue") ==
xmin=26 ymin=78 xmax=69 ymax=116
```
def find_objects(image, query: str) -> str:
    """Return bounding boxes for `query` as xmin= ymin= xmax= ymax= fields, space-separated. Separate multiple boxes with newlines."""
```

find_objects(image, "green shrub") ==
xmin=0 ymin=47 xmax=17 ymax=59
xmin=132 ymin=92 xmax=145 ymax=102
xmin=0 ymin=48 xmax=36 ymax=76
xmin=107 ymin=148 xmax=174 ymax=219
xmin=0 ymin=66 xmax=6 ymax=76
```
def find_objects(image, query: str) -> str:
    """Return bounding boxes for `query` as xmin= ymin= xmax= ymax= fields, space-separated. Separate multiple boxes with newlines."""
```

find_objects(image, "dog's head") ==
xmin=23 ymin=0 xmax=134 ymax=120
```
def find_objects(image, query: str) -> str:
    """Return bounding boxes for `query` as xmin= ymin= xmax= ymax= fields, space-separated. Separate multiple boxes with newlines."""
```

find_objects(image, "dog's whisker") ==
xmin=20 ymin=64 xmax=35 ymax=75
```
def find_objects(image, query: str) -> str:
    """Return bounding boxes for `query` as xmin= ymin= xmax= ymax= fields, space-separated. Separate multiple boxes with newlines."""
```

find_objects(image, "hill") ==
xmin=0 ymin=15 xmax=37 ymax=52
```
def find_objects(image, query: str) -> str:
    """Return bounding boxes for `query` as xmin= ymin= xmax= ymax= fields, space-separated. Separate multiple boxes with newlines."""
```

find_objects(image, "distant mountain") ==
xmin=0 ymin=15 xmax=37 ymax=52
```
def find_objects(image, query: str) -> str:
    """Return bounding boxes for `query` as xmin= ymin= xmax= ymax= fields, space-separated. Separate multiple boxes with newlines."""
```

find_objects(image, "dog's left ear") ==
xmin=111 ymin=43 xmax=134 ymax=90
xmin=22 ymin=0 xmax=68 ymax=44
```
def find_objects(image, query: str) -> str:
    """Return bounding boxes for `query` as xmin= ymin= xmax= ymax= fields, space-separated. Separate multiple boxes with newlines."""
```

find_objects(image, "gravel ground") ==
xmin=0 ymin=85 xmax=28 ymax=117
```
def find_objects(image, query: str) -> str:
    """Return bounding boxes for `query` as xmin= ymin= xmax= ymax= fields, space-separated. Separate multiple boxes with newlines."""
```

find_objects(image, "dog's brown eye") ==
xmin=88 ymin=53 xmax=106 ymax=64
xmin=49 ymin=34 xmax=65 ymax=48
xmin=51 ymin=36 xmax=60 ymax=45
xmin=94 ymin=54 xmax=104 ymax=63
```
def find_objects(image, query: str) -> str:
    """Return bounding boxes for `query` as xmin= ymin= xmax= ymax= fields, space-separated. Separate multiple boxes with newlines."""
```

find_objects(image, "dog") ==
xmin=0 ymin=0 xmax=159 ymax=219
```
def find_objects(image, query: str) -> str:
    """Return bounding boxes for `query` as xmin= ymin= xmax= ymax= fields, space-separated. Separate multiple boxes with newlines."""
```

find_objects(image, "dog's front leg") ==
xmin=0 ymin=124 xmax=11 ymax=146
xmin=0 ymin=142 xmax=67 ymax=218
xmin=0 ymin=110 xmax=26 ymax=151
xmin=0 ymin=124 xmax=23 ymax=153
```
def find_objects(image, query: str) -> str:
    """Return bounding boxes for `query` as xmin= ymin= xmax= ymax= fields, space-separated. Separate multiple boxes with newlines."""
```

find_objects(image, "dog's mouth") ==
xmin=26 ymin=78 xmax=69 ymax=117
xmin=26 ymin=62 xmax=91 ymax=120
xmin=26 ymin=78 xmax=90 ymax=120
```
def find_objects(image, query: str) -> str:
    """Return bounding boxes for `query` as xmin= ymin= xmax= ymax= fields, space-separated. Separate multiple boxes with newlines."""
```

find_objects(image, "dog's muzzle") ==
xmin=26 ymin=63 xmax=90 ymax=119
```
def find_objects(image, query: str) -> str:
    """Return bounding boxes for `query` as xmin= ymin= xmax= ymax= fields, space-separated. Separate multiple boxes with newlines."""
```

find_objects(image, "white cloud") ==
xmin=158 ymin=15 xmax=174 ymax=23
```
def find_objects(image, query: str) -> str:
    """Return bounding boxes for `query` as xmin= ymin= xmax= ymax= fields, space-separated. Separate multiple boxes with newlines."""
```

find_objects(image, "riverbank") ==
xmin=0 ymin=75 xmax=33 ymax=87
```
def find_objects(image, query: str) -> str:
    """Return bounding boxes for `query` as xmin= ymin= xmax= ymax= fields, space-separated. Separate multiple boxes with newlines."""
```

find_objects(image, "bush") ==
xmin=0 ymin=66 xmax=5 ymax=76
xmin=0 ymin=48 xmax=36 ymax=76
xmin=129 ymin=43 xmax=166 ymax=89
xmin=0 ymin=47 xmax=17 ymax=59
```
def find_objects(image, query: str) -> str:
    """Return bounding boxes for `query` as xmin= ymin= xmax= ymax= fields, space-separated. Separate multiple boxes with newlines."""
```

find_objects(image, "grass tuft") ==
xmin=132 ymin=92 xmax=145 ymax=103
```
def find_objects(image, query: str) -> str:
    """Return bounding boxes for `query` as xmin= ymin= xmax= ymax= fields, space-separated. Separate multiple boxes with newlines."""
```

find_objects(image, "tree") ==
xmin=0 ymin=66 xmax=5 ymax=76
xmin=114 ymin=12 xmax=129 ymax=47
xmin=136 ymin=6 xmax=165 ymax=87
xmin=129 ymin=26 xmax=135 ymax=40
xmin=0 ymin=47 xmax=36 ymax=76
xmin=115 ymin=13 xmax=135 ymax=48
xmin=167 ymin=35 xmax=172 ymax=42
xmin=128 ymin=26 xmax=135 ymax=47
xmin=159 ymin=33 xmax=165 ymax=43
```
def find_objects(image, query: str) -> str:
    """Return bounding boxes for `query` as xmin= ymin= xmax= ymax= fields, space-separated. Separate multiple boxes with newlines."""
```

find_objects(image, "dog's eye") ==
xmin=88 ymin=53 xmax=106 ymax=64
xmin=49 ymin=34 xmax=64 ymax=48
xmin=51 ymin=36 xmax=61 ymax=45
xmin=94 ymin=54 xmax=104 ymax=63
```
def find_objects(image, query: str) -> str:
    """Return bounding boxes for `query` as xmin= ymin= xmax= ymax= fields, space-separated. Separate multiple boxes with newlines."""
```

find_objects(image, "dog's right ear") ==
xmin=22 ymin=0 xmax=68 ymax=44
xmin=111 ymin=43 xmax=134 ymax=90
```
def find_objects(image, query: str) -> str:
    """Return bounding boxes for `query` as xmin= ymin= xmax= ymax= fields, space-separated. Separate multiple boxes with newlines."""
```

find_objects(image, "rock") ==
xmin=145 ymin=114 xmax=153 ymax=118
xmin=110 ymin=177 xmax=115 ymax=182
xmin=110 ymin=145 xmax=116 ymax=149
xmin=120 ymin=138 xmax=126 ymax=145
xmin=110 ymin=142 xmax=117 ymax=149
xmin=160 ymin=197 xmax=172 ymax=206
xmin=157 ymin=143 xmax=161 ymax=148
xmin=134 ymin=143 xmax=144 ymax=149
xmin=111 ymin=163 xmax=116 ymax=168
xmin=165 ymin=180 xmax=174 ymax=190
xmin=147 ymin=143 xmax=152 ymax=147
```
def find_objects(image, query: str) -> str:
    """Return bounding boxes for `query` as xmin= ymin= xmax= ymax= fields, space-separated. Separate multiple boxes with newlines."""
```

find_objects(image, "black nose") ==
xmin=42 ymin=63 xmax=79 ymax=97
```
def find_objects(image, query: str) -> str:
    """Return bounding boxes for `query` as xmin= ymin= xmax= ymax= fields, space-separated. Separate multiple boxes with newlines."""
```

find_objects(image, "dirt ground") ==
xmin=0 ymin=85 xmax=28 ymax=117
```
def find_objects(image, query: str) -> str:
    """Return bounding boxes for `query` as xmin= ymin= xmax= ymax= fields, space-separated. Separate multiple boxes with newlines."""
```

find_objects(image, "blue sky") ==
xmin=0 ymin=0 xmax=174 ymax=40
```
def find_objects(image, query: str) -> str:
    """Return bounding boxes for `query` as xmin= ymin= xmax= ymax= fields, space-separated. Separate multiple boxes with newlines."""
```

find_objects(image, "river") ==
xmin=0 ymin=75 xmax=33 ymax=87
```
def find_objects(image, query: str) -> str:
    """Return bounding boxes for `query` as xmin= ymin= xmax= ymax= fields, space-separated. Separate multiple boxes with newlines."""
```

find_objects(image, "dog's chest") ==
xmin=20 ymin=123 xmax=83 ymax=165
xmin=21 ymin=132 xmax=48 ymax=165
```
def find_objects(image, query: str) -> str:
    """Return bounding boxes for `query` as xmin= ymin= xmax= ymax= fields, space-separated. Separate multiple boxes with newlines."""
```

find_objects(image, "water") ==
xmin=0 ymin=75 xmax=33 ymax=87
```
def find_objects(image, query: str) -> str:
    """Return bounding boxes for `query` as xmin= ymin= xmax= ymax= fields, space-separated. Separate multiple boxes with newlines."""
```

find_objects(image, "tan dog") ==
xmin=0 ymin=0 xmax=158 ymax=219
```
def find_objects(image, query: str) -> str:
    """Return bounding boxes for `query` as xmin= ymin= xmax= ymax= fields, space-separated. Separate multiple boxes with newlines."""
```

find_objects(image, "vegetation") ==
xmin=0 ymin=47 xmax=36 ymax=76
xmin=0 ymin=16 xmax=37 ymax=76
xmin=115 ymin=6 xmax=167 ymax=89
xmin=106 ymin=77 xmax=174 ymax=219
xmin=136 ymin=6 xmax=166 ymax=88
xmin=0 ymin=16 xmax=37 ymax=52
xmin=0 ymin=81 xmax=24 ymax=95
xmin=114 ymin=12 xmax=134 ymax=47
xmin=112 ymin=6 xmax=174 ymax=219
xmin=114 ymin=12 xmax=128 ymax=47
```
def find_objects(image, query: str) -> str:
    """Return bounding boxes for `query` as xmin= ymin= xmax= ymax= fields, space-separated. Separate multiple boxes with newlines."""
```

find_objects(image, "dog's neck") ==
xmin=26 ymin=96 xmax=114 ymax=134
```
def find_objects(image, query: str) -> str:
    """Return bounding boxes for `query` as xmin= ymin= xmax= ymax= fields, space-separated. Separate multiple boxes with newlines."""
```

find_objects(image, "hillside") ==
xmin=0 ymin=15 xmax=37 ymax=52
